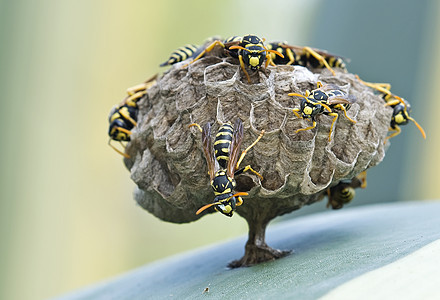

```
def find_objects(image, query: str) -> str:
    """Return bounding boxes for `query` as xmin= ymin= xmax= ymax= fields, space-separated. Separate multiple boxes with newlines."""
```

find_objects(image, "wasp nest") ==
xmin=124 ymin=57 xmax=391 ymax=267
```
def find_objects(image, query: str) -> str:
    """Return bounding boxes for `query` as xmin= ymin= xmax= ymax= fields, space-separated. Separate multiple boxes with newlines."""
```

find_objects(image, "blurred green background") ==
xmin=1 ymin=0 xmax=439 ymax=299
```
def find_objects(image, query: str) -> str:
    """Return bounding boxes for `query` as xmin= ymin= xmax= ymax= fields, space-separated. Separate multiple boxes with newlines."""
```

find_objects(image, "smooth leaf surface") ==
xmin=55 ymin=201 xmax=440 ymax=300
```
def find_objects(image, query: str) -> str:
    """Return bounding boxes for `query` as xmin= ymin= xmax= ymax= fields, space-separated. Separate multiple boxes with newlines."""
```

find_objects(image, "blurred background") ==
xmin=1 ymin=0 xmax=439 ymax=299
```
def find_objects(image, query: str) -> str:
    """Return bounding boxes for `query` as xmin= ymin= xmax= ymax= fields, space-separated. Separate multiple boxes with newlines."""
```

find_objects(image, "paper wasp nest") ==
xmin=124 ymin=56 xmax=391 ymax=266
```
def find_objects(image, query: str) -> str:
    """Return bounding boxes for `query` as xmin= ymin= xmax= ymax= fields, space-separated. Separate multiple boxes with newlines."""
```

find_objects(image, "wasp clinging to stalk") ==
xmin=185 ymin=34 xmax=284 ymax=83
xmin=266 ymin=41 xmax=347 ymax=75
xmin=326 ymin=171 xmax=367 ymax=209
xmin=189 ymin=119 xmax=264 ymax=217
xmin=108 ymin=74 xmax=158 ymax=158
xmin=288 ymin=82 xmax=357 ymax=141
xmin=355 ymin=75 xmax=426 ymax=142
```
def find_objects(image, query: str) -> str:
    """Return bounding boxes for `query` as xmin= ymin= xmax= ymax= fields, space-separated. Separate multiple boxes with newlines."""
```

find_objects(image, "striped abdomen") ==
xmin=214 ymin=123 xmax=234 ymax=168
xmin=160 ymin=44 xmax=198 ymax=67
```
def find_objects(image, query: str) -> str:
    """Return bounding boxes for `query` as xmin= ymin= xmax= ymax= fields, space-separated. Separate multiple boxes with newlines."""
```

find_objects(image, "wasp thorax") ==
xmin=312 ymin=90 xmax=328 ymax=101
xmin=211 ymin=171 xmax=235 ymax=195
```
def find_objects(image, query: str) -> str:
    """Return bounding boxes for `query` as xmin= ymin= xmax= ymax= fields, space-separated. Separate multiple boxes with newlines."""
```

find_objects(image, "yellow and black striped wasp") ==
xmin=108 ymin=74 xmax=158 ymax=158
xmin=189 ymin=119 xmax=264 ymax=217
xmin=326 ymin=171 xmax=367 ymax=209
xmin=266 ymin=42 xmax=347 ymax=75
xmin=185 ymin=34 xmax=284 ymax=83
xmin=288 ymin=82 xmax=357 ymax=141
xmin=355 ymin=75 xmax=426 ymax=142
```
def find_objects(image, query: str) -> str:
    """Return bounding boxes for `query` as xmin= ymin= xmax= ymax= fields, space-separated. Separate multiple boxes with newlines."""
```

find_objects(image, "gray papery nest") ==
xmin=124 ymin=57 xmax=391 ymax=267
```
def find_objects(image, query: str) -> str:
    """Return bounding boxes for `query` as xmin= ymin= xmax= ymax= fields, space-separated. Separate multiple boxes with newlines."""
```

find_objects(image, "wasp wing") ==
xmin=327 ymin=96 xmax=356 ymax=105
xmin=202 ymin=122 xmax=218 ymax=180
xmin=226 ymin=118 xmax=244 ymax=178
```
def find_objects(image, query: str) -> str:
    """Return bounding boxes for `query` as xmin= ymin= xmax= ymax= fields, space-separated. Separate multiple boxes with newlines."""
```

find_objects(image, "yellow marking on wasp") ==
xmin=216 ymin=131 xmax=233 ymax=137
xmin=217 ymin=155 xmax=229 ymax=161
xmin=249 ymin=56 xmax=260 ymax=67
xmin=214 ymin=139 xmax=232 ymax=145
xmin=395 ymin=114 xmax=405 ymax=124
xmin=303 ymin=106 xmax=313 ymax=115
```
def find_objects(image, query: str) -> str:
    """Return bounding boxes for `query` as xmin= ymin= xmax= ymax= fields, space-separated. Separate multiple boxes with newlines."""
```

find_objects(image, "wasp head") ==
xmin=241 ymin=46 xmax=265 ymax=70
xmin=300 ymin=99 xmax=323 ymax=119
xmin=391 ymin=103 xmax=410 ymax=127
xmin=213 ymin=193 xmax=237 ymax=217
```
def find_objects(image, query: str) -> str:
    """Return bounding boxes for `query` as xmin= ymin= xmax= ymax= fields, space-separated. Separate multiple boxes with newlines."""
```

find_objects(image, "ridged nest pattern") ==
xmin=124 ymin=57 xmax=390 ymax=226
xmin=107 ymin=34 xmax=424 ymax=267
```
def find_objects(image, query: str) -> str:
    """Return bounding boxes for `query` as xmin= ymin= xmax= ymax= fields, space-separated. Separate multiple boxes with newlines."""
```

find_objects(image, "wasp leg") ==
xmin=108 ymin=138 xmax=130 ymax=158
xmin=303 ymin=46 xmax=336 ymax=76
xmin=118 ymin=109 xmax=137 ymax=127
xmin=355 ymin=75 xmax=392 ymax=94
xmin=124 ymin=90 xmax=147 ymax=107
xmin=295 ymin=121 xmax=317 ymax=133
xmin=339 ymin=105 xmax=356 ymax=123
xmin=234 ymin=165 xmax=264 ymax=181
xmin=236 ymin=130 xmax=265 ymax=169
xmin=292 ymin=108 xmax=302 ymax=118
xmin=357 ymin=171 xmax=367 ymax=189
xmin=372 ymin=83 xmax=392 ymax=91
xmin=183 ymin=40 xmax=225 ymax=68
xmin=385 ymin=126 xmax=401 ymax=143
xmin=384 ymin=99 xmax=402 ymax=107
xmin=264 ymin=53 xmax=271 ymax=68
xmin=284 ymin=48 xmax=296 ymax=65
xmin=236 ymin=196 xmax=244 ymax=207
xmin=326 ymin=188 xmax=332 ymax=208
xmin=328 ymin=112 xmax=339 ymax=141
xmin=188 ymin=123 xmax=203 ymax=133
xmin=126 ymin=83 xmax=147 ymax=96
xmin=238 ymin=55 xmax=252 ymax=83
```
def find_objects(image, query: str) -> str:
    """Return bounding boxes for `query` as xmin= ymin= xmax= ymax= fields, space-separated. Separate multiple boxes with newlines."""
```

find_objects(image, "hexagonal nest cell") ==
xmin=123 ymin=56 xmax=391 ymax=267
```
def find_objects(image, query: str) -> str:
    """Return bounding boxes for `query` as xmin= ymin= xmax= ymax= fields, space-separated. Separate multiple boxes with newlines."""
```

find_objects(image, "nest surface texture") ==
xmin=125 ymin=57 xmax=391 ymax=223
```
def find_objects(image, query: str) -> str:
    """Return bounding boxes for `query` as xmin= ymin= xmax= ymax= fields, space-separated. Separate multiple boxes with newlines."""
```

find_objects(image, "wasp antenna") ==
xmin=408 ymin=117 xmax=426 ymax=139
xmin=393 ymin=95 xmax=407 ymax=107
xmin=108 ymin=138 xmax=131 ymax=158
xmin=288 ymin=92 xmax=308 ymax=100
xmin=265 ymin=49 xmax=284 ymax=58
xmin=231 ymin=192 xmax=249 ymax=198
xmin=188 ymin=123 xmax=203 ymax=132
xmin=196 ymin=202 xmax=221 ymax=215
xmin=229 ymin=45 xmax=248 ymax=51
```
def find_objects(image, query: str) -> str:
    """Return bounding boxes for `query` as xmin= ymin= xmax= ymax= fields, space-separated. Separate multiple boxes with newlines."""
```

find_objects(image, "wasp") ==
xmin=189 ymin=119 xmax=264 ymax=217
xmin=288 ymin=82 xmax=357 ymax=141
xmin=266 ymin=42 xmax=347 ymax=75
xmin=326 ymin=171 xmax=367 ymax=209
xmin=108 ymin=74 xmax=158 ymax=158
xmin=185 ymin=34 xmax=284 ymax=83
xmin=355 ymin=75 xmax=426 ymax=142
